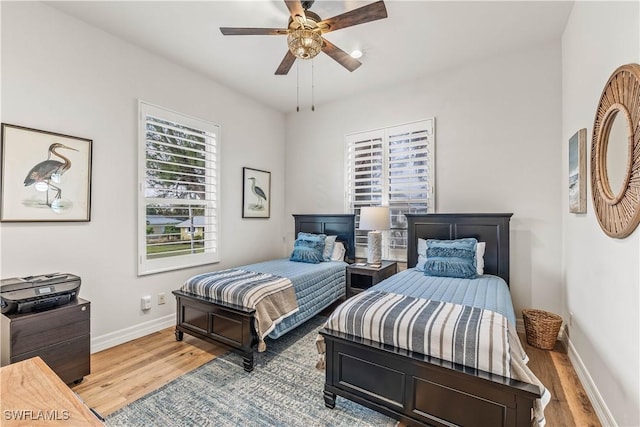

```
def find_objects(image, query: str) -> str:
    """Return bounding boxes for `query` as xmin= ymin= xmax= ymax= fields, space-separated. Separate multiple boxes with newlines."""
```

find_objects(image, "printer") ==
xmin=0 ymin=273 xmax=81 ymax=315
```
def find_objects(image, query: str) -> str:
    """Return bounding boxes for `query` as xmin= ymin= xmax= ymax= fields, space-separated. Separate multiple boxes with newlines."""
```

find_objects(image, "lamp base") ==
xmin=367 ymin=231 xmax=382 ymax=265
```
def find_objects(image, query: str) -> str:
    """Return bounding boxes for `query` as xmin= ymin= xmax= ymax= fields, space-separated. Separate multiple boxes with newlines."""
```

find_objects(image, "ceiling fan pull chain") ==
xmin=296 ymin=60 xmax=300 ymax=112
xmin=311 ymin=58 xmax=315 ymax=112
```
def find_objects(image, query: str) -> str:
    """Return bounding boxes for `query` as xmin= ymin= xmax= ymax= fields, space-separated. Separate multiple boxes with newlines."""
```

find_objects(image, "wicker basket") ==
xmin=522 ymin=309 xmax=562 ymax=350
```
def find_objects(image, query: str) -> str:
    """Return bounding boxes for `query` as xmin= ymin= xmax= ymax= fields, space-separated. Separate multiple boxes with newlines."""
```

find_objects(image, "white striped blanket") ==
xmin=182 ymin=269 xmax=299 ymax=351
xmin=319 ymin=291 xmax=550 ymax=427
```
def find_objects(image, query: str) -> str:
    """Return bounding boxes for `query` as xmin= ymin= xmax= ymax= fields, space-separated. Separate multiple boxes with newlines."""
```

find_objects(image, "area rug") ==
xmin=106 ymin=316 xmax=397 ymax=427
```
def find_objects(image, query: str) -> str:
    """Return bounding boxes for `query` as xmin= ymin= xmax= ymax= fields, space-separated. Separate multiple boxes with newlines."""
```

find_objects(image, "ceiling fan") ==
xmin=220 ymin=0 xmax=388 ymax=75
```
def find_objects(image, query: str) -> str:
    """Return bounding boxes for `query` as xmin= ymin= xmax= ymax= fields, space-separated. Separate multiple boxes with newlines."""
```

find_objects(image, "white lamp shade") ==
xmin=359 ymin=206 xmax=390 ymax=231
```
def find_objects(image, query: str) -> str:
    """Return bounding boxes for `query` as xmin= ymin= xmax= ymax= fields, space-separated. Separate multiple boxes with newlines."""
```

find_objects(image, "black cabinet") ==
xmin=1 ymin=298 xmax=90 ymax=384
xmin=346 ymin=261 xmax=397 ymax=297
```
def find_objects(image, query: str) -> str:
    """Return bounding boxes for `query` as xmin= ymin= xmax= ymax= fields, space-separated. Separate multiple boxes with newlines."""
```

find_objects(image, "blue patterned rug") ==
xmin=106 ymin=316 xmax=397 ymax=427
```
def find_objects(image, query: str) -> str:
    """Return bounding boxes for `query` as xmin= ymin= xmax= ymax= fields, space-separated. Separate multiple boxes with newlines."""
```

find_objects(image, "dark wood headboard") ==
xmin=406 ymin=213 xmax=512 ymax=284
xmin=293 ymin=214 xmax=355 ymax=262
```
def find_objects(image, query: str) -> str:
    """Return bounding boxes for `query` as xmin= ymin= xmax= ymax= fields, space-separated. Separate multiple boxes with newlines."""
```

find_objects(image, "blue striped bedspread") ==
xmin=182 ymin=269 xmax=299 ymax=350
xmin=183 ymin=258 xmax=347 ymax=344
xmin=239 ymin=258 xmax=347 ymax=339
xmin=324 ymin=290 xmax=518 ymax=379
xmin=320 ymin=271 xmax=551 ymax=427
xmin=370 ymin=268 xmax=516 ymax=326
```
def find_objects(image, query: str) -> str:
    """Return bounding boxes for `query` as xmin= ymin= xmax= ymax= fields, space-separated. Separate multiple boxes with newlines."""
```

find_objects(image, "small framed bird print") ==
xmin=0 ymin=123 xmax=92 ymax=222
xmin=242 ymin=167 xmax=270 ymax=219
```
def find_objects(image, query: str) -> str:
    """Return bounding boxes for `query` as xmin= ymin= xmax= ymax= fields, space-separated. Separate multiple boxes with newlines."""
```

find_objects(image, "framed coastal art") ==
xmin=569 ymin=128 xmax=587 ymax=214
xmin=242 ymin=167 xmax=270 ymax=218
xmin=0 ymin=124 xmax=92 ymax=222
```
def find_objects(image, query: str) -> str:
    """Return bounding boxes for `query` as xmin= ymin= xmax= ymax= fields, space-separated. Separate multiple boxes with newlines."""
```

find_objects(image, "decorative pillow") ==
xmin=330 ymin=241 xmax=346 ymax=261
xmin=323 ymin=235 xmax=338 ymax=261
xmin=476 ymin=242 xmax=486 ymax=275
xmin=416 ymin=238 xmax=428 ymax=271
xmin=423 ymin=238 xmax=477 ymax=279
xmin=415 ymin=238 xmax=485 ymax=275
xmin=290 ymin=232 xmax=326 ymax=264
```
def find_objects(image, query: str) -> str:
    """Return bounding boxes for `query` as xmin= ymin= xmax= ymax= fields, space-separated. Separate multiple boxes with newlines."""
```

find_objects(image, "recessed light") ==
xmin=350 ymin=50 xmax=363 ymax=59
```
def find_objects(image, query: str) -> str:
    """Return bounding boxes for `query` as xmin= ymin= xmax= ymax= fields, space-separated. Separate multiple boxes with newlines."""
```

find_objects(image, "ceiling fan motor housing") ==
xmin=288 ymin=10 xmax=322 ymax=30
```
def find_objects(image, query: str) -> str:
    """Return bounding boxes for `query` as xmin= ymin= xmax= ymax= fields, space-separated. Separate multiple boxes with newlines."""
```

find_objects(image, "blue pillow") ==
xmin=290 ymin=232 xmax=326 ymax=264
xmin=423 ymin=238 xmax=477 ymax=279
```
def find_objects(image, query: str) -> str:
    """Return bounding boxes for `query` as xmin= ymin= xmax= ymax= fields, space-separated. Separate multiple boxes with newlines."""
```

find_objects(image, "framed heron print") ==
xmin=242 ymin=167 xmax=270 ymax=218
xmin=0 ymin=123 xmax=92 ymax=222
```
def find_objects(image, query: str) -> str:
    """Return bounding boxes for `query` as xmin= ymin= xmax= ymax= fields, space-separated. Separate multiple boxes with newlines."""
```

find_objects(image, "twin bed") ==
xmin=172 ymin=214 xmax=355 ymax=372
xmin=320 ymin=213 xmax=547 ymax=427
xmin=173 ymin=213 xmax=547 ymax=427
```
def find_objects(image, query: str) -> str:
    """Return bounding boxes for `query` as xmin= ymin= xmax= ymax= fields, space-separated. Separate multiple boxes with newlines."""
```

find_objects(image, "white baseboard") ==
xmin=566 ymin=337 xmax=617 ymax=427
xmin=91 ymin=314 xmax=174 ymax=353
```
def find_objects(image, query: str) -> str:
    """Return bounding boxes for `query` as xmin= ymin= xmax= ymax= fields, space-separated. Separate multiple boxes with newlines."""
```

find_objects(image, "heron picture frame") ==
xmin=0 ymin=123 xmax=92 ymax=222
xmin=242 ymin=167 xmax=270 ymax=218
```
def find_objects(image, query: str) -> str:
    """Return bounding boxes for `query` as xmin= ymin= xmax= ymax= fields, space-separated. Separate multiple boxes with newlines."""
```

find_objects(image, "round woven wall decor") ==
xmin=591 ymin=63 xmax=640 ymax=238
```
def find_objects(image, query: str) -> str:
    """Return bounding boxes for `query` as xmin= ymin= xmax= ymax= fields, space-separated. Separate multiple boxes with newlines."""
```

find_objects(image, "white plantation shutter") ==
xmin=138 ymin=101 xmax=220 ymax=275
xmin=346 ymin=119 xmax=435 ymax=262
xmin=346 ymin=130 xmax=385 ymax=253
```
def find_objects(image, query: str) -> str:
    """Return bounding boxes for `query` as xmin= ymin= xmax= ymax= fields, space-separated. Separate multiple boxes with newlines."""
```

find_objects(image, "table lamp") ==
xmin=359 ymin=206 xmax=390 ymax=265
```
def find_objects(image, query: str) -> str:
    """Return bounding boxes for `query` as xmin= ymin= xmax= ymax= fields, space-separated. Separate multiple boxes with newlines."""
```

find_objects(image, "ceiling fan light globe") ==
xmin=287 ymin=28 xmax=322 ymax=60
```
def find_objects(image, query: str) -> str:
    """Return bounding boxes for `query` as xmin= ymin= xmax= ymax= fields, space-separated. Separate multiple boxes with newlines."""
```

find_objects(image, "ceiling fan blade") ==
xmin=220 ymin=27 xmax=288 ymax=36
xmin=284 ymin=0 xmax=306 ymax=23
xmin=319 ymin=0 xmax=388 ymax=33
xmin=275 ymin=50 xmax=297 ymax=75
xmin=321 ymin=39 xmax=362 ymax=72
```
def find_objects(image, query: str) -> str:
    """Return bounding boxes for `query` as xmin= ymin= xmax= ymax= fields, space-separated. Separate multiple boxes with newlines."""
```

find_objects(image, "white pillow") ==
xmin=415 ymin=239 xmax=486 ymax=275
xmin=475 ymin=242 xmax=486 ymax=275
xmin=323 ymin=235 xmax=338 ymax=261
xmin=416 ymin=238 xmax=428 ymax=271
xmin=330 ymin=241 xmax=346 ymax=261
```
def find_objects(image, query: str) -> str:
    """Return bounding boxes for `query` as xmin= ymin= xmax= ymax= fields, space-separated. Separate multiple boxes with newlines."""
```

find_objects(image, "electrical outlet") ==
xmin=158 ymin=293 xmax=166 ymax=305
xmin=141 ymin=295 xmax=151 ymax=310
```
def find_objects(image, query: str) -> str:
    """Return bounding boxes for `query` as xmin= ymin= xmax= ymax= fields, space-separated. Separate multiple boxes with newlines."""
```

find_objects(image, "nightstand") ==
xmin=346 ymin=261 xmax=398 ymax=297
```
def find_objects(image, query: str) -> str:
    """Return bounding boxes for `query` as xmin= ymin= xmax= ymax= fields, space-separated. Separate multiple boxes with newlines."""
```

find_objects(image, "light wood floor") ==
xmin=71 ymin=327 xmax=601 ymax=426
xmin=71 ymin=328 xmax=226 ymax=416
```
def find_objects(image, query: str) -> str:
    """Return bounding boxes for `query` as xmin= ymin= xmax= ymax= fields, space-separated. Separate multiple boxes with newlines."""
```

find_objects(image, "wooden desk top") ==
xmin=0 ymin=357 xmax=103 ymax=426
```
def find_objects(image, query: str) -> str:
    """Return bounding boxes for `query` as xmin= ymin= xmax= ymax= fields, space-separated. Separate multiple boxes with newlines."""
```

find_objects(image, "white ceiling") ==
xmin=47 ymin=1 xmax=574 ymax=113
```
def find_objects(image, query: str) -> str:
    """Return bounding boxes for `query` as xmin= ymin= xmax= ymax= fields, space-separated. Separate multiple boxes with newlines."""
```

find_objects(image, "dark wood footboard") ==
xmin=173 ymin=290 xmax=257 ymax=371
xmin=321 ymin=330 xmax=540 ymax=427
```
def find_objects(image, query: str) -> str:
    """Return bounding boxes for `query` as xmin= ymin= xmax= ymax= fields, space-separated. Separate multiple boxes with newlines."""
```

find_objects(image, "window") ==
xmin=345 ymin=119 xmax=435 ymax=262
xmin=138 ymin=101 xmax=220 ymax=275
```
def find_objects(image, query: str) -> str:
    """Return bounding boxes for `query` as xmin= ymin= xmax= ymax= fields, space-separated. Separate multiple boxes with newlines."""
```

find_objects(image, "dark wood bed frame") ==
xmin=320 ymin=213 xmax=542 ymax=427
xmin=172 ymin=214 xmax=355 ymax=372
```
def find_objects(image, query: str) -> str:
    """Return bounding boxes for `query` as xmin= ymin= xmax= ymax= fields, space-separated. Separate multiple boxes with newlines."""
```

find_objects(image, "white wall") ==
xmin=0 ymin=2 xmax=286 ymax=349
xmin=285 ymin=42 xmax=563 ymax=318
xmin=562 ymin=2 xmax=640 ymax=425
